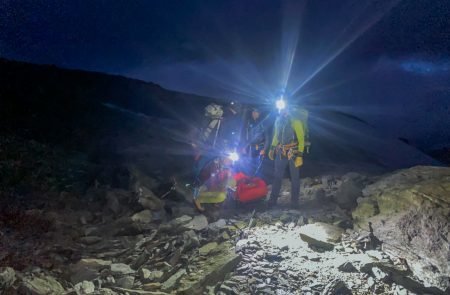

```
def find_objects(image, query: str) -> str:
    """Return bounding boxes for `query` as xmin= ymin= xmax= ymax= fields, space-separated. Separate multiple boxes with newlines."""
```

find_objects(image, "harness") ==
xmin=275 ymin=142 xmax=299 ymax=159
xmin=274 ymin=117 xmax=299 ymax=159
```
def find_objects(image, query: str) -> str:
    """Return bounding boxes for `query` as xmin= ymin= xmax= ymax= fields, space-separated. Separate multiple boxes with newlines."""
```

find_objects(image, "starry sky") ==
xmin=1 ymin=0 xmax=449 ymax=95
xmin=1 ymin=0 xmax=449 ymax=148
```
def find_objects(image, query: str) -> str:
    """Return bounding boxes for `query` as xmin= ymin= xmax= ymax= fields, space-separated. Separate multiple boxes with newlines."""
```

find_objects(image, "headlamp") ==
xmin=276 ymin=97 xmax=286 ymax=111
xmin=228 ymin=151 xmax=239 ymax=162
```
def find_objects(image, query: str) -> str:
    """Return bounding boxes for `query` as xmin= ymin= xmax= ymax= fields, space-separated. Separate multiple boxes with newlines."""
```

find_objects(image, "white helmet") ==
xmin=204 ymin=103 xmax=223 ymax=118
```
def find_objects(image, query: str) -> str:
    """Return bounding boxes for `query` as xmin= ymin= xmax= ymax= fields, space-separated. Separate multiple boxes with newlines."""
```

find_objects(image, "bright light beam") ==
xmin=290 ymin=0 xmax=401 ymax=97
xmin=279 ymin=1 xmax=306 ymax=91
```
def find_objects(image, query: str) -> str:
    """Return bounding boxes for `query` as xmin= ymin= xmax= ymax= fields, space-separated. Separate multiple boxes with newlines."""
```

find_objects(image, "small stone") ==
xmin=255 ymin=250 xmax=265 ymax=257
xmin=74 ymin=281 xmax=95 ymax=294
xmin=104 ymin=275 xmax=115 ymax=286
xmin=221 ymin=232 xmax=231 ymax=240
xmin=116 ymin=276 xmax=135 ymax=289
xmin=334 ymin=245 xmax=344 ymax=252
xmin=183 ymin=230 xmax=200 ymax=249
xmin=371 ymin=267 xmax=388 ymax=281
xmin=173 ymin=215 xmax=193 ymax=225
xmin=307 ymin=254 xmax=321 ymax=262
xmin=280 ymin=213 xmax=291 ymax=223
xmin=219 ymin=283 xmax=234 ymax=293
xmin=137 ymin=188 xmax=164 ymax=210
xmin=209 ymin=219 xmax=227 ymax=230
xmin=235 ymin=239 xmax=249 ymax=252
xmin=0 ymin=267 xmax=16 ymax=289
xmin=344 ymin=247 xmax=356 ymax=254
xmin=366 ymin=250 xmax=384 ymax=261
xmin=367 ymin=277 xmax=375 ymax=288
xmin=131 ymin=210 xmax=153 ymax=223
xmin=338 ymin=262 xmax=358 ymax=273
xmin=139 ymin=268 xmax=151 ymax=281
xmin=142 ymin=282 xmax=161 ymax=291
xmin=111 ymin=263 xmax=135 ymax=275
xmin=183 ymin=215 xmax=208 ymax=231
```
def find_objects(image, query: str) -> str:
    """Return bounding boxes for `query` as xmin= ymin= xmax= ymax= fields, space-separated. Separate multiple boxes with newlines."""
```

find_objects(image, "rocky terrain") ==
xmin=1 ymin=159 xmax=449 ymax=294
xmin=0 ymin=59 xmax=448 ymax=294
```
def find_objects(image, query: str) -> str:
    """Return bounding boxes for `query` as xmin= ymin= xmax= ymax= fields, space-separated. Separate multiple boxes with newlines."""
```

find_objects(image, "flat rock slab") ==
xmin=161 ymin=269 xmax=186 ymax=291
xmin=199 ymin=242 xmax=219 ymax=256
xmin=112 ymin=287 xmax=170 ymax=295
xmin=178 ymin=246 xmax=242 ymax=294
xmin=111 ymin=263 xmax=135 ymax=275
xmin=19 ymin=275 xmax=65 ymax=295
xmin=299 ymin=222 xmax=344 ymax=251
xmin=69 ymin=258 xmax=112 ymax=284
xmin=183 ymin=215 xmax=208 ymax=231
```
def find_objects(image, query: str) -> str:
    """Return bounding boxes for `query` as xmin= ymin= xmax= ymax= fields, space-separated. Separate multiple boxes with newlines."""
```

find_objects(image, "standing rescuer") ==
xmin=267 ymin=102 xmax=308 ymax=208
xmin=242 ymin=107 xmax=270 ymax=176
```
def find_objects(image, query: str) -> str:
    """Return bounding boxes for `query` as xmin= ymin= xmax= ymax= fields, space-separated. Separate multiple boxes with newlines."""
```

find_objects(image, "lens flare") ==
xmin=276 ymin=98 xmax=286 ymax=111
xmin=228 ymin=151 xmax=239 ymax=162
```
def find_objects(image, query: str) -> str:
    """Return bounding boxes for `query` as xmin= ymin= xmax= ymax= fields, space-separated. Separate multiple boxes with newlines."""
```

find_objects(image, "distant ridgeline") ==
xmin=0 ymin=58 xmax=211 ymax=149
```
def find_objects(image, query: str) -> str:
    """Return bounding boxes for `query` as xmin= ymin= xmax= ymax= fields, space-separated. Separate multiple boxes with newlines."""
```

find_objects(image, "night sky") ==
xmin=1 ymin=0 xmax=450 ymax=148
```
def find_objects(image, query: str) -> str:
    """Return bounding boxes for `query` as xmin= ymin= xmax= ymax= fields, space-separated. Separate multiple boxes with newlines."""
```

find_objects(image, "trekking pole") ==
xmin=254 ymin=156 xmax=264 ymax=176
xmin=212 ymin=118 xmax=222 ymax=148
xmin=160 ymin=177 xmax=177 ymax=199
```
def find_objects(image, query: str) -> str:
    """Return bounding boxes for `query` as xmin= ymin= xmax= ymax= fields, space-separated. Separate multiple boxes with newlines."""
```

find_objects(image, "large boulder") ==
xmin=333 ymin=172 xmax=369 ymax=209
xmin=352 ymin=166 xmax=450 ymax=292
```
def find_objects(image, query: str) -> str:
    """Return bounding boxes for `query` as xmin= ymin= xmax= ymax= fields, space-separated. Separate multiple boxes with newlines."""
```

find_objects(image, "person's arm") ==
xmin=263 ymin=121 xmax=271 ymax=153
xmin=292 ymin=119 xmax=305 ymax=154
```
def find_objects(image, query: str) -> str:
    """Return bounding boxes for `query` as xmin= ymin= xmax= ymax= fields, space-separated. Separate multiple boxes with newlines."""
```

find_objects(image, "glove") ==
xmin=268 ymin=147 xmax=275 ymax=161
xmin=294 ymin=156 xmax=303 ymax=168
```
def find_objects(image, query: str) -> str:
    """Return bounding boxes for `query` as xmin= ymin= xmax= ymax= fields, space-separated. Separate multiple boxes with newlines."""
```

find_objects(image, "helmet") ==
xmin=204 ymin=103 xmax=223 ymax=118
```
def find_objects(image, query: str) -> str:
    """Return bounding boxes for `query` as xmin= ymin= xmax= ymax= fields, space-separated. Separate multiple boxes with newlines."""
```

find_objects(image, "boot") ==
xmin=193 ymin=199 xmax=205 ymax=212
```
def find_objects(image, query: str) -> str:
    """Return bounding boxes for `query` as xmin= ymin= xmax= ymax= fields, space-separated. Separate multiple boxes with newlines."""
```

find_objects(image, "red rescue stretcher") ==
xmin=233 ymin=172 xmax=268 ymax=203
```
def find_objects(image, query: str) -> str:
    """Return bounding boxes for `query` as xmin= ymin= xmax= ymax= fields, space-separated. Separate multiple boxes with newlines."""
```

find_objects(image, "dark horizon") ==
xmin=1 ymin=0 xmax=450 ymax=150
xmin=1 ymin=0 xmax=449 ymax=97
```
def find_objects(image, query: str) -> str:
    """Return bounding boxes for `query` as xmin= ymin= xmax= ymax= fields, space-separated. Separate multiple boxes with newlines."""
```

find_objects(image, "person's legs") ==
xmin=268 ymin=155 xmax=288 ymax=206
xmin=288 ymin=159 xmax=300 ymax=205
